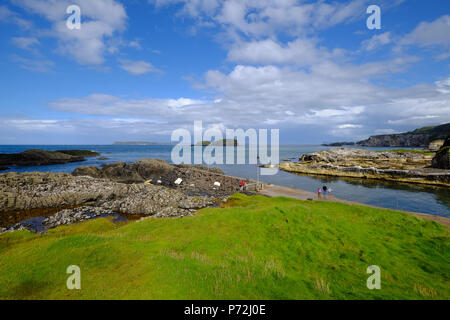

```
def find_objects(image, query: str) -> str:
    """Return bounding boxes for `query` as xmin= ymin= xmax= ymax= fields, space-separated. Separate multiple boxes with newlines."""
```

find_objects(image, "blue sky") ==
xmin=0 ymin=0 xmax=449 ymax=144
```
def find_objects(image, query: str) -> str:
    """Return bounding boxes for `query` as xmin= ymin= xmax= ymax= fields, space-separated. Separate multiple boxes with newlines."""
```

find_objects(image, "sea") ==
xmin=1 ymin=144 xmax=449 ymax=217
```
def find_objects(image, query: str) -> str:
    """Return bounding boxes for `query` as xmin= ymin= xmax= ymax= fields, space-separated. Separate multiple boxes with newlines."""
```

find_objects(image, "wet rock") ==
xmin=0 ymin=166 xmax=8 ymax=171
xmin=43 ymin=206 xmax=113 ymax=229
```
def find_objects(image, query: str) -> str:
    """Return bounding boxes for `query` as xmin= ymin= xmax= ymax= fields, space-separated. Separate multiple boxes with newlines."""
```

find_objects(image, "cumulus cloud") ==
xmin=149 ymin=0 xmax=372 ymax=38
xmin=46 ymin=62 xmax=450 ymax=141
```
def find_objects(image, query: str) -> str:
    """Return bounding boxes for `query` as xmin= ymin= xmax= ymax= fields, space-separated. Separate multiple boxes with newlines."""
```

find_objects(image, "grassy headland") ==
xmin=0 ymin=194 xmax=448 ymax=300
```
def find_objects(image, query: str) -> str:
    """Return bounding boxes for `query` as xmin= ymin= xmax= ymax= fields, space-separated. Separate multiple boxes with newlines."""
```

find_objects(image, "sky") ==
xmin=0 ymin=0 xmax=449 ymax=145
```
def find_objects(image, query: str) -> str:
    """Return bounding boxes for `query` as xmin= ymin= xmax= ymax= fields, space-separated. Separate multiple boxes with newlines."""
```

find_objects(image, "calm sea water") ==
xmin=1 ymin=145 xmax=449 ymax=217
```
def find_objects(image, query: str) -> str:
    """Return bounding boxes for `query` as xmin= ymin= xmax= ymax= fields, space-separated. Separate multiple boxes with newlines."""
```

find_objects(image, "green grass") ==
xmin=377 ymin=149 xmax=435 ymax=156
xmin=0 ymin=194 xmax=448 ymax=300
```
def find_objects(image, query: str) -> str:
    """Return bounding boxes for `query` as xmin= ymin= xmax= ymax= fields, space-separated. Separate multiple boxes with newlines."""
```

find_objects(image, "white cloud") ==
xmin=149 ymin=0 xmax=371 ymax=38
xmin=338 ymin=124 xmax=363 ymax=129
xmin=401 ymin=15 xmax=450 ymax=48
xmin=227 ymin=38 xmax=339 ymax=66
xmin=0 ymin=5 xmax=32 ymax=28
xmin=12 ymin=0 xmax=127 ymax=65
xmin=12 ymin=37 xmax=40 ymax=50
xmin=46 ymin=63 xmax=450 ymax=139
xmin=362 ymin=32 xmax=391 ymax=51
xmin=119 ymin=59 xmax=160 ymax=75
xmin=11 ymin=54 xmax=54 ymax=72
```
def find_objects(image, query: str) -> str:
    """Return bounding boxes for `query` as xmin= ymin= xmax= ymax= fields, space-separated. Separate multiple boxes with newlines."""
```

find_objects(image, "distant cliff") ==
xmin=357 ymin=123 xmax=450 ymax=147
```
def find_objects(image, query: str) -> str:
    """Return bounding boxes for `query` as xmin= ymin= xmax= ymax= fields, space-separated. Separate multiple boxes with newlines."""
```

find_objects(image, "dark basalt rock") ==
xmin=72 ymin=165 xmax=103 ymax=178
xmin=432 ymin=137 xmax=450 ymax=170
xmin=0 ymin=149 xmax=88 ymax=167
xmin=56 ymin=150 xmax=100 ymax=157
xmin=73 ymin=159 xmax=176 ymax=184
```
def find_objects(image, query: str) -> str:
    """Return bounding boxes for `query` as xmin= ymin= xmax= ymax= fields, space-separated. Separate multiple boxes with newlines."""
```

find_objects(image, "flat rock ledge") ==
xmin=279 ymin=148 xmax=450 ymax=187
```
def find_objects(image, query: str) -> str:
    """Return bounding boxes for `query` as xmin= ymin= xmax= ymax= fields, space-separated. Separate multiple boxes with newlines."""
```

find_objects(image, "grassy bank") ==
xmin=0 ymin=194 xmax=448 ymax=300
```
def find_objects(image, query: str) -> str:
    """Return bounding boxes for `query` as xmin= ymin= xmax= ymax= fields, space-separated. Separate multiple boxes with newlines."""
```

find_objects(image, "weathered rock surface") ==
xmin=0 ymin=171 xmax=217 ymax=214
xmin=280 ymin=148 xmax=450 ymax=187
xmin=432 ymin=137 xmax=450 ymax=170
xmin=72 ymin=159 xmax=248 ymax=199
xmin=0 ymin=170 xmax=224 ymax=233
xmin=0 ymin=159 xmax=254 ymax=233
xmin=358 ymin=133 xmax=431 ymax=147
xmin=73 ymin=158 xmax=174 ymax=183
xmin=154 ymin=164 xmax=247 ymax=199
xmin=299 ymin=148 xmax=432 ymax=169
xmin=428 ymin=139 xmax=445 ymax=152
xmin=0 ymin=149 xmax=99 ymax=167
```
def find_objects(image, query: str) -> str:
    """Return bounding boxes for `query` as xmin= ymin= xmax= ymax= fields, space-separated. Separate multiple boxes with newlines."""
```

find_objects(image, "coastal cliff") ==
xmin=324 ymin=123 xmax=450 ymax=147
xmin=357 ymin=123 xmax=450 ymax=147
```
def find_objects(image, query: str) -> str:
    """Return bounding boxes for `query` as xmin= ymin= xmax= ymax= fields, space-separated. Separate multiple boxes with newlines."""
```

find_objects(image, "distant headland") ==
xmin=324 ymin=123 xmax=450 ymax=148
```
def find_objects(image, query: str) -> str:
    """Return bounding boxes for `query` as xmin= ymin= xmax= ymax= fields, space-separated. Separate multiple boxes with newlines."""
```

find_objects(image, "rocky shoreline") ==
xmin=0 ymin=159 xmax=252 ymax=234
xmin=279 ymin=148 xmax=450 ymax=187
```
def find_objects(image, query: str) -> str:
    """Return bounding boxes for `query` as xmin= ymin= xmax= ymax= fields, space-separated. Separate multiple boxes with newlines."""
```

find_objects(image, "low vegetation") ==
xmin=0 ymin=194 xmax=448 ymax=300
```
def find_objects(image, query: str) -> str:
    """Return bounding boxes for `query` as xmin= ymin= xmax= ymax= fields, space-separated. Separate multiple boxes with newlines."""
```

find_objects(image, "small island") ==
xmin=195 ymin=139 xmax=239 ymax=146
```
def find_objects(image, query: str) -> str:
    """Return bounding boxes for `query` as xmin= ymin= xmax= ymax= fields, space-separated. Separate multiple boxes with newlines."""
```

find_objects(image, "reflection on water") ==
xmin=0 ymin=144 xmax=449 ymax=217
